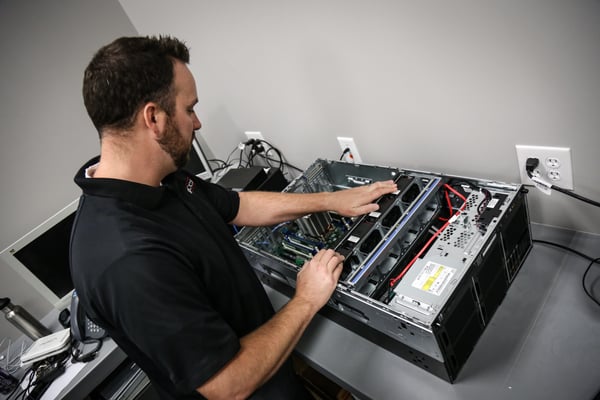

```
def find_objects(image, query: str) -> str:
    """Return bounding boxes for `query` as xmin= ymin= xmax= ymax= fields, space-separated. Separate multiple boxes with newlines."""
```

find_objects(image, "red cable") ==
xmin=444 ymin=183 xmax=467 ymax=204
xmin=389 ymin=184 xmax=467 ymax=288
xmin=389 ymin=220 xmax=450 ymax=287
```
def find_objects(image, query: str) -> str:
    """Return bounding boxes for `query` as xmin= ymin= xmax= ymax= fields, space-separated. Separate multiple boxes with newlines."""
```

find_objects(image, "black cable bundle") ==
xmin=218 ymin=138 xmax=304 ymax=180
xmin=5 ymin=351 xmax=69 ymax=400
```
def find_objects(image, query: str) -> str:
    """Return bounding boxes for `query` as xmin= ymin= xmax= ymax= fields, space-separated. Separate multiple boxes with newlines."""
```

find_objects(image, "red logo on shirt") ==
xmin=185 ymin=177 xmax=195 ymax=194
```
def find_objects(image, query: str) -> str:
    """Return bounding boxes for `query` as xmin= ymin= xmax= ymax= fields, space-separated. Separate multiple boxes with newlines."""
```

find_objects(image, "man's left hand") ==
xmin=329 ymin=180 xmax=398 ymax=217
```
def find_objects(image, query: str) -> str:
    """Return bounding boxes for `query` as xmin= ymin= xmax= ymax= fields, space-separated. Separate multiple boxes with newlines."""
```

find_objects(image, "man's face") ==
xmin=157 ymin=61 xmax=202 ymax=169
xmin=158 ymin=115 xmax=193 ymax=169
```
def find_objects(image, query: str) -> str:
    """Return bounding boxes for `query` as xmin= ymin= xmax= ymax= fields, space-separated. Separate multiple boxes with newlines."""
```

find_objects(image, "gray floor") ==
xmin=266 ymin=223 xmax=600 ymax=400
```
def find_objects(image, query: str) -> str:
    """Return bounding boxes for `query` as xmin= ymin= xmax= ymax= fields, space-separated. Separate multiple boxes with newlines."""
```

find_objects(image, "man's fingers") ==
xmin=326 ymin=253 xmax=344 ymax=270
xmin=370 ymin=180 xmax=397 ymax=195
xmin=332 ymin=261 xmax=344 ymax=280
xmin=311 ymin=250 xmax=323 ymax=263
xmin=310 ymin=249 xmax=345 ymax=271
xmin=353 ymin=203 xmax=379 ymax=216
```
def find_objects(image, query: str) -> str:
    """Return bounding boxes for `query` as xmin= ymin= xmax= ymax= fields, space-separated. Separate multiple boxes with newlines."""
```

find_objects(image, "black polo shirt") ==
xmin=70 ymin=157 xmax=309 ymax=399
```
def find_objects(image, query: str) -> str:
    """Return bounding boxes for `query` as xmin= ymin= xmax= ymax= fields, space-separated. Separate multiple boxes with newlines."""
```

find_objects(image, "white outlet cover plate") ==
xmin=245 ymin=131 xmax=264 ymax=141
xmin=515 ymin=145 xmax=573 ymax=190
xmin=337 ymin=136 xmax=363 ymax=164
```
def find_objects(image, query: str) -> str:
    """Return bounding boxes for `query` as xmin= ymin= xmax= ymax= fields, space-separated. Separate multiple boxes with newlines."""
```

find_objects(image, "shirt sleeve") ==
xmin=196 ymin=178 xmax=240 ymax=223
xmin=95 ymin=249 xmax=240 ymax=392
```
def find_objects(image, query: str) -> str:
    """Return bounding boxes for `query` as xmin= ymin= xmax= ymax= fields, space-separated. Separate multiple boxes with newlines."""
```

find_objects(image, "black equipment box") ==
xmin=236 ymin=159 xmax=532 ymax=382
xmin=216 ymin=167 xmax=288 ymax=192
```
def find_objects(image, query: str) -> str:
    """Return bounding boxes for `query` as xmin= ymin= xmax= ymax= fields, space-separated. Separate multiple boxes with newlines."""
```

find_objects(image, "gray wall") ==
xmin=2 ymin=0 xmax=600 ymax=342
xmin=120 ymin=0 xmax=600 ymax=234
xmin=0 ymin=0 xmax=137 ymax=340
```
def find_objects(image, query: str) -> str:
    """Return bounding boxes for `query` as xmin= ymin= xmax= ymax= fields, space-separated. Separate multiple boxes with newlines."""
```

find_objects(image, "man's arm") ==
xmin=232 ymin=180 xmax=398 ymax=227
xmin=196 ymin=249 xmax=344 ymax=400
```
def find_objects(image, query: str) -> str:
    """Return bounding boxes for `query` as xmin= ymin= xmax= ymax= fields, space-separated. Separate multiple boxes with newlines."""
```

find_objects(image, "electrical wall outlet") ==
xmin=337 ymin=137 xmax=363 ymax=164
xmin=245 ymin=131 xmax=264 ymax=142
xmin=515 ymin=145 xmax=573 ymax=190
xmin=244 ymin=131 xmax=271 ymax=159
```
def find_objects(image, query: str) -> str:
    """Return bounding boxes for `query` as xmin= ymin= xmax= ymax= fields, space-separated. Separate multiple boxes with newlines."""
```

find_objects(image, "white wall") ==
xmin=120 ymin=0 xmax=600 ymax=234
xmin=0 ymin=0 xmax=137 ymax=340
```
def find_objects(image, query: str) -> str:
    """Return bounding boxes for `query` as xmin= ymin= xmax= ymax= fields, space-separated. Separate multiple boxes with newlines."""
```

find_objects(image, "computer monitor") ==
xmin=184 ymin=138 xmax=214 ymax=181
xmin=1 ymin=199 xmax=79 ymax=310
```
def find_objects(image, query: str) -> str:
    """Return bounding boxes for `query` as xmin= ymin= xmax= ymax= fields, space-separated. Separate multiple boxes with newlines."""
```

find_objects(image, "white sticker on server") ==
xmin=487 ymin=198 xmax=499 ymax=209
xmin=412 ymin=261 xmax=456 ymax=296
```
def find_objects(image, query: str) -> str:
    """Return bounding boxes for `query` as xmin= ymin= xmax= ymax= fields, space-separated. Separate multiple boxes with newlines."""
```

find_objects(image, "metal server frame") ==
xmin=236 ymin=159 xmax=532 ymax=382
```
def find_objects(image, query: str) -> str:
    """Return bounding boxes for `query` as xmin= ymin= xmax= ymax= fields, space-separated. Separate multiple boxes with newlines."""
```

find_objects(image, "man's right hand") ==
xmin=197 ymin=248 xmax=344 ymax=399
xmin=294 ymin=249 xmax=345 ymax=313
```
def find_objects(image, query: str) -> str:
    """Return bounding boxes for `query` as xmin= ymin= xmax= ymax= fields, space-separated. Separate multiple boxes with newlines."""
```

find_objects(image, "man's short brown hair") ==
xmin=83 ymin=36 xmax=190 ymax=136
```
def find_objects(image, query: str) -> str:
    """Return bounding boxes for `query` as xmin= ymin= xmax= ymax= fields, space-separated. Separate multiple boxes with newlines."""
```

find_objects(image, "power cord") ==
xmin=3 ymin=367 xmax=31 ymax=400
xmin=533 ymin=239 xmax=600 ymax=307
xmin=339 ymin=147 xmax=351 ymax=161
xmin=6 ymin=352 xmax=69 ymax=400
xmin=207 ymin=158 xmax=228 ymax=173
xmin=244 ymin=139 xmax=267 ymax=166
xmin=71 ymin=338 xmax=102 ymax=363
xmin=225 ymin=138 xmax=303 ymax=180
xmin=339 ymin=147 xmax=357 ymax=163
xmin=525 ymin=157 xmax=600 ymax=207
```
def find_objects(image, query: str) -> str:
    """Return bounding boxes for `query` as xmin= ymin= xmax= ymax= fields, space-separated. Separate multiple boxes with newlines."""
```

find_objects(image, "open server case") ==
xmin=236 ymin=159 xmax=532 ymax=382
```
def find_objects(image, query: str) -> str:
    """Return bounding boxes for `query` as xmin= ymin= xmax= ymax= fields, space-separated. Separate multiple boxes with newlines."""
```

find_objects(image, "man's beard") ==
xmin=157 ymin=117 xmax=192 ymax=169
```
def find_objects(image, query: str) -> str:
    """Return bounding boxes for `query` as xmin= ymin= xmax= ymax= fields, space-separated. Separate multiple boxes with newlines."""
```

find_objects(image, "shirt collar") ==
xmin=74 ymin=156 xmax=168 ymax=209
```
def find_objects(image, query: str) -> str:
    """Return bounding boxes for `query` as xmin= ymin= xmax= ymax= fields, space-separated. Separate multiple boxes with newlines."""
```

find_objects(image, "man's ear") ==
xmin=142 ymin=103 xmax=165 ymax=136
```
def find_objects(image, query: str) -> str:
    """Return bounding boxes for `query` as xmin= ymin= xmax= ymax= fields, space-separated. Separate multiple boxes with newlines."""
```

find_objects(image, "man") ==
xmin=70 ymin=36 xmax=397 ymax=399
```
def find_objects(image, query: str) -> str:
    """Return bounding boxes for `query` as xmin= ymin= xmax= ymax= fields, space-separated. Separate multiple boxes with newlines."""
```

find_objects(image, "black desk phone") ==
xmin=70 ymin=290 xmax=106 ymax=341
xmin=70 ymin=290 xmax=107 ymax=362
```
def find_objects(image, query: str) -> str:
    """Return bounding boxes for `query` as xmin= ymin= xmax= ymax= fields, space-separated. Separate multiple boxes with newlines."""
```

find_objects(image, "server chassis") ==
xmin=236 ymin=159 xmax=531 ymax=382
